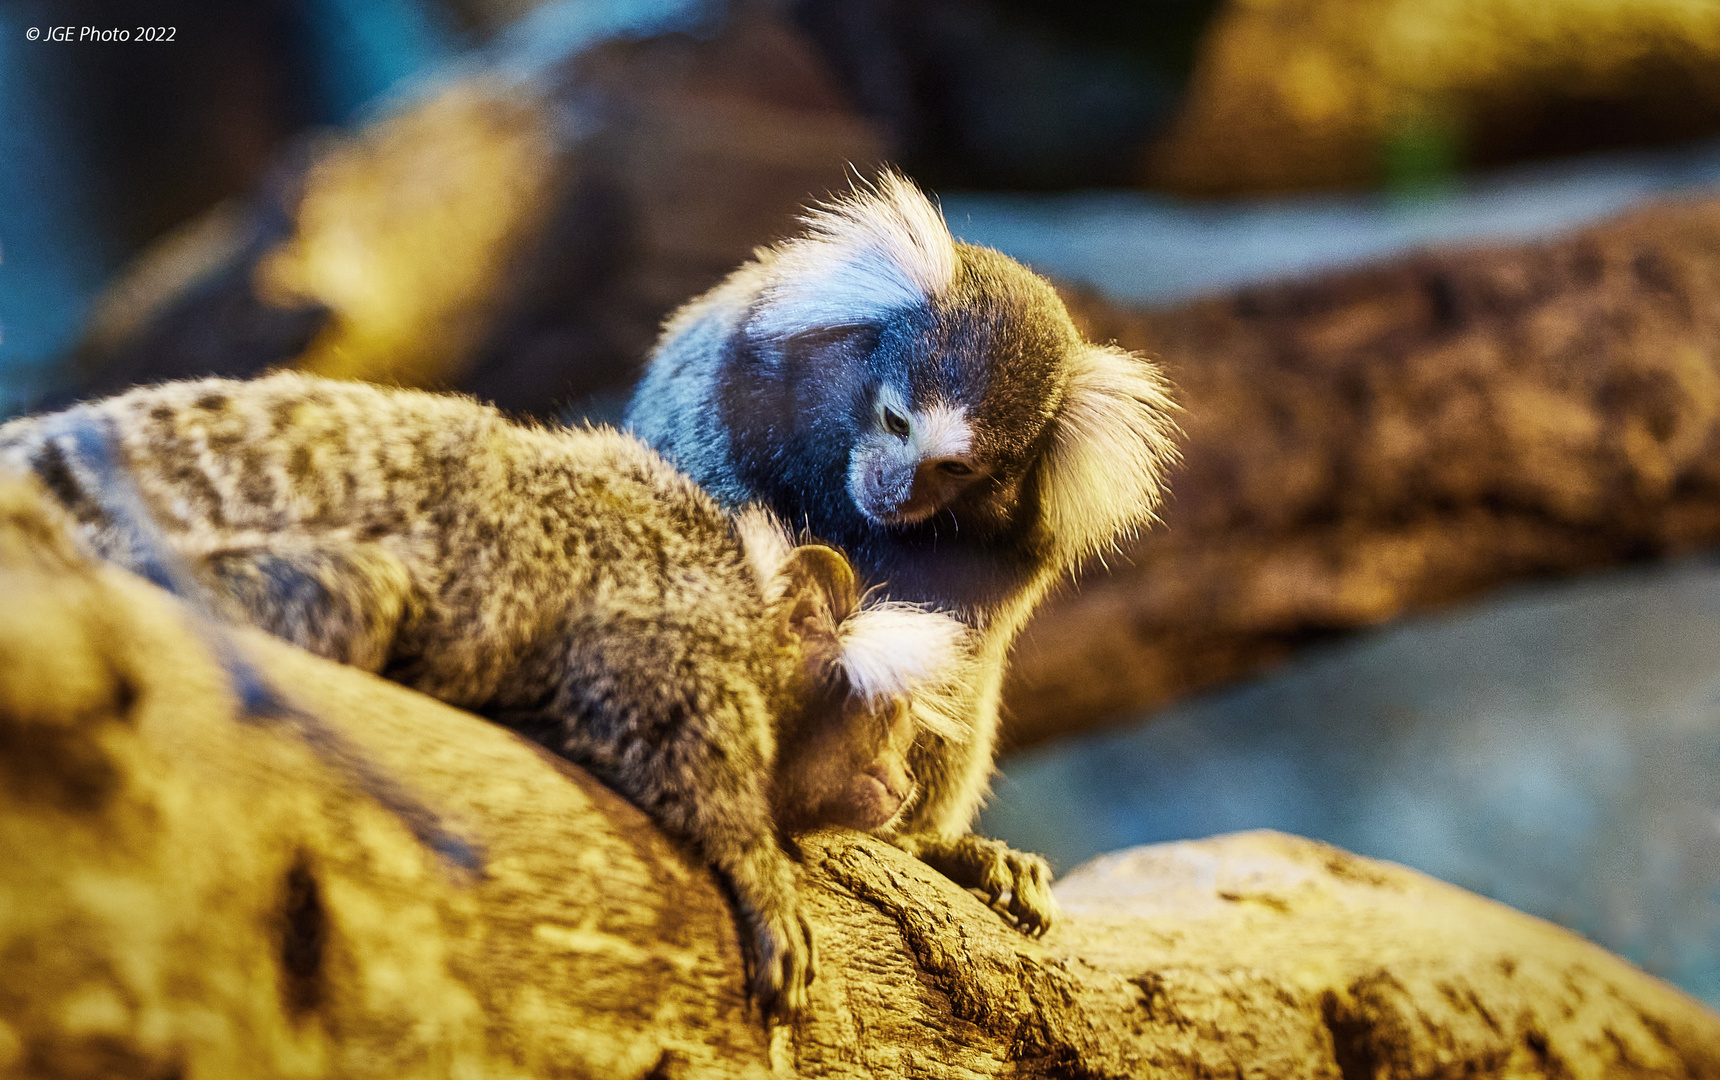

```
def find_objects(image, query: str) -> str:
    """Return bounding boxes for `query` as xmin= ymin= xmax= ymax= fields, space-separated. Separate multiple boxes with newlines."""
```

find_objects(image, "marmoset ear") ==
xmin=1041 ymin=343 xmax=1182 ymax=565
xmin=775 ymin=544 xmax=860 ymax=678
xmin=748 ymin=170 xmax=957 ymax=342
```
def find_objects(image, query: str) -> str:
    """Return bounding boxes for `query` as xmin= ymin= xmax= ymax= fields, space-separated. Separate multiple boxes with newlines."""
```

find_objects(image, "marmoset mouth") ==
xmin=866 ymin=503 xmax=940 ymax=529
xmin=856 ymin=477 xmax=942 ymax=528
xmin=864 ymin=763 xmax=910 ymax=805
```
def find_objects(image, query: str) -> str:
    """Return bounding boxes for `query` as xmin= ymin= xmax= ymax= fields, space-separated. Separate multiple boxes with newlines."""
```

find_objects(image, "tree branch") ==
xmin=3 ymin=477 xmax=1715 ymax=1077
xmin=1008 ymin=197 xmax=1720 ymax=746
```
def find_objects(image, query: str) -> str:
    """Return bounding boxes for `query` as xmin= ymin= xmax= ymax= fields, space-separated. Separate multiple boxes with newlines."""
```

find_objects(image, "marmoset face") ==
xmin=833 ymin=246 xmax=1081 ymax=536
xmin=847 ymin=383 xmax=988 ymax=527
xmin=775 ymin=694 xmax=919 ymax=833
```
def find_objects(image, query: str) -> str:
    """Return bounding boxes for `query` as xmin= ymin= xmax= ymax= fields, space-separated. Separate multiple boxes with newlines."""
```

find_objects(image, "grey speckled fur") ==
xmin=0 ymin=371 xmax=972 ymax=1016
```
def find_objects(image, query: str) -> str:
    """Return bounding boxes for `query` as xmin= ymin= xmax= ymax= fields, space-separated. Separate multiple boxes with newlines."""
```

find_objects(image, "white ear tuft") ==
xmin=733 ymin=504 xmax=796 ymax=597
xmin=836 ymin=601 xmax=973 ymax=743
xmin=1042 ymin=344 xmax=1181 ymax=567
xmin=750 ymin=170 xmax=958 ymax=340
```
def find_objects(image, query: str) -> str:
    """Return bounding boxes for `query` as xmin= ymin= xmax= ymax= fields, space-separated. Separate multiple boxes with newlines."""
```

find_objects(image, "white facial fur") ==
xmin=732 ymin=498 xmax=973 ymax=743
xmin=731 ymin=503 xmax=796 ymax=595
xmin=847 ymin=390 xmax=981 ymax=526
xmin=907 ymin=400 xmax=973 ymax=461
xmin=835 ymin=600 xmax=972 ymax=743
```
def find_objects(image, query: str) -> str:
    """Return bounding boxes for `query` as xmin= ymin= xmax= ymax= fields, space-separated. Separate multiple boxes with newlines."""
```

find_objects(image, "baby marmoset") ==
xmin=629 ymin=172 xmax=1181 ymax=933
xmin=0 ymin=372 xmax=971 ymax=1016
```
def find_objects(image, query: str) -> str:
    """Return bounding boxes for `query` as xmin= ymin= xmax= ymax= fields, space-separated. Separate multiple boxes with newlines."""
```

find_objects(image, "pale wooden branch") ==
xmin=2 ymin=478 xmax=1715 ymax=1077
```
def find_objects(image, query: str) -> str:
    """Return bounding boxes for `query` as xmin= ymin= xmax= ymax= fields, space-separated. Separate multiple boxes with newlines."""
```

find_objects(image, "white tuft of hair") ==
xmin=1042 ymin=344 xmax=1182 ymax=568
xmin=837 ymin=601 xmax=973 ymax=743
xmin=750 ymin=171 xmax=958 ymax=340
xmin=732 ymin=503 xmax=797 ymax=596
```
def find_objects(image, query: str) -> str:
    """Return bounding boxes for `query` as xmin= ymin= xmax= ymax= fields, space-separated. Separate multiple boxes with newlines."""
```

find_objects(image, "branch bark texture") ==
xmin=2 ymin=478 xmax=1716 ymax=1078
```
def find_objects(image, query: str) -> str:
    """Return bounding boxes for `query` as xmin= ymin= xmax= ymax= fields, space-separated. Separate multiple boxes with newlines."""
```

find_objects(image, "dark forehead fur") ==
xmin=878 ymin=245 xmax=1075 ymax=466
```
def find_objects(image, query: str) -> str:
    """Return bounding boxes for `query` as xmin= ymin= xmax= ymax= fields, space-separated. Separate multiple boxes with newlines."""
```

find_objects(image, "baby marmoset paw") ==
xmin=740 ymin=889 xmax=817 ymax=1020
xmin=716 ymin=834 xmax=819 ymax=1021
xmin=891 ymin=832 xmax=1060 ymax=938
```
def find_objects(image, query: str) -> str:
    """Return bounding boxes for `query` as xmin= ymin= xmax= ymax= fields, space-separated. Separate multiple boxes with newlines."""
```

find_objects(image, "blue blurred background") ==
xmin=982 ymin=557 xmax=1720 ymax=1002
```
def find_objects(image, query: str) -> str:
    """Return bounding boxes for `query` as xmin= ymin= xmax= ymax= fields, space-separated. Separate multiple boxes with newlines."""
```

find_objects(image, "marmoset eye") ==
xmin=882 ymin=408 xmax=911 ymax=437
xmin=939 ymin=461 xmax=973 ymax=476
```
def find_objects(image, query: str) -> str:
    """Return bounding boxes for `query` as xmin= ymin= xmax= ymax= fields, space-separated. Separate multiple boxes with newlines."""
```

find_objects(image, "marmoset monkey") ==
xmin=629 ymin=172 xmax=1181 ymax=933
xmin=0 ymin=373 xmax=973 ymax=1017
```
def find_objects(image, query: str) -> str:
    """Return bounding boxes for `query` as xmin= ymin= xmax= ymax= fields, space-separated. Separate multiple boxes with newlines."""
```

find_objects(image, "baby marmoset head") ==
xmin=737 ymin=510 xmax=971 ymax=834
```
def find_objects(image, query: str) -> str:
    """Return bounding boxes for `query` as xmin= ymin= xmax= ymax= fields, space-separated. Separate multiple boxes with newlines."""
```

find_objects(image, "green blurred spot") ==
xmin=1383 ymin=109 xmax=1464 ymax=193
